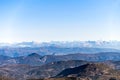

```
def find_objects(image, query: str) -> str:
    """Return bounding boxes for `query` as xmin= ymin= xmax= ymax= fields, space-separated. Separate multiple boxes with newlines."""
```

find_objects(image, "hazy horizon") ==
xmin=1 ymin=40 xmax=120 ymax=44
xmin=0 ymin=0 xmax=120 ymax=43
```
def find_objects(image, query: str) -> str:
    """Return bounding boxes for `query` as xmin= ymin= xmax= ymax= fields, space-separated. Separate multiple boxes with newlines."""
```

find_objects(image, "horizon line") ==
xmin=0 ymin=40 xmax=120 ymax=44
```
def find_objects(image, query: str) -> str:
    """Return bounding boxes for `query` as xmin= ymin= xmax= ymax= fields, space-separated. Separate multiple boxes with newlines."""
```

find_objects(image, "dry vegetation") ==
xmin=0 ymin=76 xmax=14 ymax=80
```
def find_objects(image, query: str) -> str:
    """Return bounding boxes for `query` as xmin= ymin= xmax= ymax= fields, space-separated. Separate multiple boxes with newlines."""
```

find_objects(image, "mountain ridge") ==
xmin=55 ymin=63 xmax=120 ymax=80
xmin=1 ymin=52 xmax=120 ymax=66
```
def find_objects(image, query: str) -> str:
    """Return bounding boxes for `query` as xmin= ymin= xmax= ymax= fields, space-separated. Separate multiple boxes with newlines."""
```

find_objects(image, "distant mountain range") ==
xmin=1 ymin=52 xmax=120 ymax=66
xmin=1 ymin=41 xmax=120 ymax=57
xmin=0 ymin=47 xmax=120 ymax=57
xmin=1 ymin=41 xmax=120 ymax=49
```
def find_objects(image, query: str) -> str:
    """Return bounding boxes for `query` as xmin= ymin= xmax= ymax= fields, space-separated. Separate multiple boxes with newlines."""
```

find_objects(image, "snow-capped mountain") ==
xmin=0 ymin=41 xmax=120 ymax=57
xmin=1 ymin=41 xmax=120 ymax=49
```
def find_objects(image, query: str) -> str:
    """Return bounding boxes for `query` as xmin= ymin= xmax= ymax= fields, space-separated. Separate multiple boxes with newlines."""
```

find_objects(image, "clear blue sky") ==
xmin=0 ymin=0 xmax=120 ymax=43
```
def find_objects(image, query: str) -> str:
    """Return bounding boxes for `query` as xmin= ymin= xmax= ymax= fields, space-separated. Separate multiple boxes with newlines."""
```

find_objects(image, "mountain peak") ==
xmin=28 ymin=53 xmax=41 ymax=57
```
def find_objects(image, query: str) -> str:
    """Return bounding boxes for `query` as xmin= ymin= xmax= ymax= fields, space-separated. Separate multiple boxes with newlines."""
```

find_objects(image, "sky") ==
xmin=0 ymin=0 xmax=120 ymax=43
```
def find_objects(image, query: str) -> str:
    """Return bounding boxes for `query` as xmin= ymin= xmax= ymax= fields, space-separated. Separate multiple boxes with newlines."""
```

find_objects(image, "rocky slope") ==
xmin=0 ymin=60 xmax=120 ymax=80
xmin=27 ymin=63 xmax=120 ymax=80
xmin=56 ymin=63 xmax=120 ymax=80
xmin=0 ymin=60 xmax=88 ymax=80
